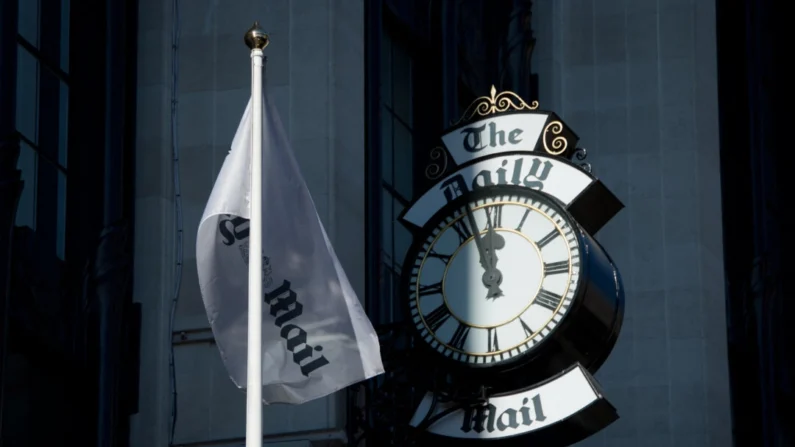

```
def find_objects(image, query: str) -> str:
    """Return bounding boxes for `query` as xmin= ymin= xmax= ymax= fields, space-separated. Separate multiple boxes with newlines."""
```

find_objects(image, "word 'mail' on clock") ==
xmin=461 ymin=394 xmax=546 ymax=434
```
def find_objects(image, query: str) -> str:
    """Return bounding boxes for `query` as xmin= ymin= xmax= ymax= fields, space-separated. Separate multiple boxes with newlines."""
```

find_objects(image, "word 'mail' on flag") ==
xmin=196 ymin=87 xmax=384 ymax=405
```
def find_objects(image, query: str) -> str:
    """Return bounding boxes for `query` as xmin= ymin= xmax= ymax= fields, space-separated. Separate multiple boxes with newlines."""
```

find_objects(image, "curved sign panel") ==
xmin=400 ymin=153 xmax=595 ymax=228
xmin=409 ymin=364 xmax=614 ymax=440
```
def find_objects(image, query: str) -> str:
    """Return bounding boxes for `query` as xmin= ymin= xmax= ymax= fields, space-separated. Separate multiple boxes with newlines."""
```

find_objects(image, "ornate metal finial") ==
xmin=453 ymin=85 xmax=539 ymax=126
xmin=244 ymin=22 xmax=270 ymax=50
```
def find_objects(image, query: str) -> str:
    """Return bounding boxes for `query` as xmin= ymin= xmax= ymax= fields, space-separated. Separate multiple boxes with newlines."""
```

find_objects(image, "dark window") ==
xmin=3 ymin=0 xmax=139 ymax=445
xmin=379 ymin=30 xmax=415 ymax=323
xmin=15 ymin=0 xmax=69 ymax=261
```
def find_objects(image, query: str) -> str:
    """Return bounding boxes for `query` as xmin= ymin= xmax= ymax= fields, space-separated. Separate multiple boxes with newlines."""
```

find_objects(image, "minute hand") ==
xmin=484 ymin=209 xmax=503 ymax=297
xmin=464 ymin=204 xmax=491 ymax=269
xmin=487 ymin=211 xmax=498 ymax=266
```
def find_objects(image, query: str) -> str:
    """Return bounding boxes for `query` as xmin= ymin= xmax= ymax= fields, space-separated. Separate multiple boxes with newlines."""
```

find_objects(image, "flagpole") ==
xmin=244 ymin=22 xmax=269 ymax=447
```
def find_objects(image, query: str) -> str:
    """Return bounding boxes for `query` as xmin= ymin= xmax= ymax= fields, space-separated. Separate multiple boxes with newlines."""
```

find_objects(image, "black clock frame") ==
xmin=400 ymin=184 xmax=625 ymax=396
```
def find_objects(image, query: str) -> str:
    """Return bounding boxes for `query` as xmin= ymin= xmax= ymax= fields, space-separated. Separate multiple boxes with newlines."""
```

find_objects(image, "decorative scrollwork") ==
xmin=542 ymin=120 xmax=568 ymax=156
xmin=425 ymin=146 xmax=449 ymax=180
xmin=454 ymin=85 xmax=539 ymax=126
xmin=580 ymin=163 xmax=592 ymax=173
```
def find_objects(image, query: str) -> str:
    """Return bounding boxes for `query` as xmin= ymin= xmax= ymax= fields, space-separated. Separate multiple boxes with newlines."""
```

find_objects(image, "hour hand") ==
xmin=479 ymin=254 xmax=491 ymax=271
xmin=484 ymin=228 xmax=505 ymax=265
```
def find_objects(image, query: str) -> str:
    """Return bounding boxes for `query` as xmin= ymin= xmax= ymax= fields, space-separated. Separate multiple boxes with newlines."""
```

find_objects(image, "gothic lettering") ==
xmin=461 ymin=124 xmax=487 ymax=152
xmin=510 ymin=158 xmax=524 ymax=185
xmin=443 ymin=157 xmax=556 ymax=196
xmin=523 ymin=159 xmax=553 ymax=190
xmin=496 ymin=409 xmax=520 ymax=430
xmin=299 ymin=351 xmax=330 ymax=376
xmin=292 ymin=339 xmax=316 ymax=364
xmin=220 ymin=223 xmax=330 ymax=377
xmin=489 ymin=123 xmax=505 ymax=146
xmin=265 ymin=280 xmax=304 ymax=326
xmin=460 ymin=394 xmax=546 ymax=434
xmin=278 ymin=323 xmax=330 ymax=376
xmin=532 ymin=395 xmax=547 ymax=422
xmin=218 ymin=215 xmax=250 ymax=245
xmin=461 ymin=403 xmax=497 ymax=433
xmin=261 ymin=280 xmax=330 ymax=377
xmin=472 ymin=170 xmax=495 ymax=189
xmin=460 ymin=122 xmax=523 ymax=153
xmin=508 ymin=128 xmax=523 ymax=144
xmin=280 ymin=324 xmax=307 ymax=350
xmin=440 ymin=175 xmax=470 ymax=202
xmin=495 ymin=159 xmax=509 ymax=184
xmin=519 ymin=397 xmax=533 ymax=426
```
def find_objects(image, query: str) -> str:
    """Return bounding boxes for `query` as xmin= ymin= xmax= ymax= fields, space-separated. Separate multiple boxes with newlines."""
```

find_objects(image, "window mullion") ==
xmin=382 ymin=104 xmax=413 ymax=131
xmin=18 ymin=132 xmax=68 ymax=175
xmin=381 ymin=181 xmax=410 ymax=207
xmin=16 ymin=36 xmax=70 ymax=85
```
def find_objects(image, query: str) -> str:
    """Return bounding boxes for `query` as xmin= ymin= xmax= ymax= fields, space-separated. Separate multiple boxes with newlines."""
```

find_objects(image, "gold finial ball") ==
xmin=244 ymin=22 xmax=269 ymax=50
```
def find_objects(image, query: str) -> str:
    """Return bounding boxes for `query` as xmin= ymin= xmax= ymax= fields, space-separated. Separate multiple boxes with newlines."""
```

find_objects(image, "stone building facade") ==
xmin=131 ymin=1 xmax=730 ymax=446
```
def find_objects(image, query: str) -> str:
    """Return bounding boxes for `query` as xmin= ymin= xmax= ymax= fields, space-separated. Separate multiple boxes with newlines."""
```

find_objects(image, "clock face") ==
xmin=405 ymin=186 xmax=582 ymax=367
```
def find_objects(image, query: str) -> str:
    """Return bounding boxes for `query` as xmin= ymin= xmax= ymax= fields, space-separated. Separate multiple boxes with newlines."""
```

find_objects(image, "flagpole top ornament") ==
xmin=244 ymin=22 xmax=269 ymax=50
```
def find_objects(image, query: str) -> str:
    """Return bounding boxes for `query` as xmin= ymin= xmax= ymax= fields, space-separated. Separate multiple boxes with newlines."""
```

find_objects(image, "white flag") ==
xmin=196 ymin=88 xmax=384 ymax=405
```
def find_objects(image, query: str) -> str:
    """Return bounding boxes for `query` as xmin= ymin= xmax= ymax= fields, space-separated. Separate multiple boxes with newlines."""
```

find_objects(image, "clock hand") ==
xmin=484 ymin=271 xmax=503 ymax=298
xmin=463 ymin=204 xmax=503 ymax=297
xmin=464 ymin=204 xmax=502 ymax=295
xmin=483 ymin=207 xmax=503 ymax=298
xmin=464 ymin=203 xmax=491 ymax=270
xmin=487 ymin=209 xmax=498 ymax=266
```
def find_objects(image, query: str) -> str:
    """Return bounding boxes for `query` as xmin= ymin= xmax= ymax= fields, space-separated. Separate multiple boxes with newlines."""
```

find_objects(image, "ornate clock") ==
xmin=347 ymin=87 xmax=627 ymax=447
xmin=403 ymin=183 xmax=621 ymax=393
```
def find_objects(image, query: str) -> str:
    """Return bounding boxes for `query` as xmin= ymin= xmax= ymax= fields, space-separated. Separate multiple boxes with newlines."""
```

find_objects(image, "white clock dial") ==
xmin=407 ymin=190 xmax=581 ymax=366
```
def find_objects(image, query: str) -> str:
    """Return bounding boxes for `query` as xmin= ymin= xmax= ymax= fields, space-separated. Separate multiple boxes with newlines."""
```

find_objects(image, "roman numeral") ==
xmin=488 ymin=327 xmax=499 ymax=352
xmin=544 ymin=260 xmax=570 ymax=275
xmin=427 ymin=250 xmax=451 ymax=264
xmin=516 ymin=209 xmax=531 ymax=231
xmin=535 ymin=289 xmax=563 ymax=311
xmin=425 ymin=305 xmax=451 ymax=332
xmin=536 ymin=229 xmax=559 ymax=248
xmin=449 ymin=324 xmax=470 ymax=350
xmin=451 ymin=217 xmax=473 ymax=244
xmin=487 ymin=205 xmax=503 ymax=229
xmin=520 ymin=318 xmax=533 ymax=337
xmin=418 ymin=282 xmax=442 ymax=297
